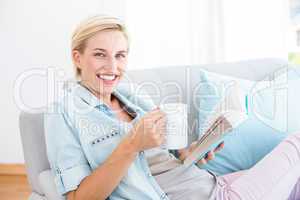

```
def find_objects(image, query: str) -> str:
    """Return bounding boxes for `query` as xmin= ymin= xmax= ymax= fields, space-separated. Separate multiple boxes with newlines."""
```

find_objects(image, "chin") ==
xmin=94 ymin=85 xmax=116 ymax=96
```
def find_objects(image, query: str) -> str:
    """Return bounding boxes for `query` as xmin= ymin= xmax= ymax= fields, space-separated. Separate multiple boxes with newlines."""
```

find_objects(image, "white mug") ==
xmin=159 ymin=103 xmax=188 ymax=150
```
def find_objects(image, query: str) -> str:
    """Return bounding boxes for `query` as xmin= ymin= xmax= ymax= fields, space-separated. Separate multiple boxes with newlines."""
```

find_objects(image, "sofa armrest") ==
xmin=38 ymin=170 xmax=65 ymax=200
xmin=29 ymin=192 xmax=47 ymax=200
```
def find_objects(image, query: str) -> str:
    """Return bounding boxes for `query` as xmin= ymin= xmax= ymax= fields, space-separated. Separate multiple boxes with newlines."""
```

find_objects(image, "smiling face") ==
xmin=72 ymin=29 xmax=128 ymax=97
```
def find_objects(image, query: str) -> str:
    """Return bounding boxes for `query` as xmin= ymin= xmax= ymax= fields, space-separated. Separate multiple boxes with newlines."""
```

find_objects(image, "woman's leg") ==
xmin=288 ymin=178 xmax=300 ymax=200
xmin=221 ymin=171 xmax=300 ymax=200
xmin=221 ymin=170 xmax=246 ymax=183
xmin=216 ymin=133 xmax=300 ymax=200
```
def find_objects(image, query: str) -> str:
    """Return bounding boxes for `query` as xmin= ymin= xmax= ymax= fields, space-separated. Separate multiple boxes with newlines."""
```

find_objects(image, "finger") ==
xmin=155 ymin=117 xmax=167 ymax=136
xmin=155 ymin=115 xmax=167 ymax=127
xmin=148 ymin=107 xmax=163 ymax=115
xmin=144 ymin=108 xmax=163 ymax=118
xmin=151 ymin=106 xmax=160 ymax=111
xmin=189 ymin=141 xmax=198 ymax=151
xmin=142 ymin=112 xmax=165 ymax=129
xmin=159 ymin=134 xmax=166 ymax=144
xmin=147 ymin=110 xmax=166 ymax=123
xmin=153 ymin=111 xmax=166 ymax=123
xmin=205 ymin=151 xmax=215 ymax=161
xmin=153 ymin=115 xmax=167 ymax=128
xmin=214 ymin=142 xmax=225 ymax=152
xmin=153 ymin=131 xmax=165 ymax=145
xmin=177 ymin=148 xmax=186 ymax=158
xmin=197 ymin=158 xmax=207 ymax=165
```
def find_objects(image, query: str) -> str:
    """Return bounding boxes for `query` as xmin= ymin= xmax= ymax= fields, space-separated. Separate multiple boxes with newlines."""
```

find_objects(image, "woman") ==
xmin=45 ymin=15 xmax=300 ymax=200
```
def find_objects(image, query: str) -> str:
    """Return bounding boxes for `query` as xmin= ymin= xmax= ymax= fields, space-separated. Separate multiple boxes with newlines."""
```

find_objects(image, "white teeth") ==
xmin=98 ymin=74 xmax=116 ymax=80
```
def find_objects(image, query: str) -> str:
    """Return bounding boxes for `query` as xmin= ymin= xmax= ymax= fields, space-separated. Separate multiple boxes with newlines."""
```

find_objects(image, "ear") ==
xmin=72 ymin=50 xmax=83 ymax=70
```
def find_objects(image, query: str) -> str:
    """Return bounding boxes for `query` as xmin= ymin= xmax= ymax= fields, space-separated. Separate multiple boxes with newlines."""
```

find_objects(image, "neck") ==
xmin=80 ymin=82 xmax=114 ymax=107
xmin=98 ymin=93 xmax=113 ymax=107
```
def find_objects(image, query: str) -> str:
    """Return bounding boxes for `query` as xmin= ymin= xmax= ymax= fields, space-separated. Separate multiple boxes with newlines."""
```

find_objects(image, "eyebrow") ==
xmin=93 ymin=48 xmax=128 ymax=54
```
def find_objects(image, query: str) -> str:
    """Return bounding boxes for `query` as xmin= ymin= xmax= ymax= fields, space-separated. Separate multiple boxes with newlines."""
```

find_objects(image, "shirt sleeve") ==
xmin=44 ymin=104 xmax=92 ymax=196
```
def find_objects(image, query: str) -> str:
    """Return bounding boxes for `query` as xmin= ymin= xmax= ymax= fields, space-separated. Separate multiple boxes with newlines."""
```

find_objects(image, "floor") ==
xmin=0 ymin=175 xmax=31 ymax=200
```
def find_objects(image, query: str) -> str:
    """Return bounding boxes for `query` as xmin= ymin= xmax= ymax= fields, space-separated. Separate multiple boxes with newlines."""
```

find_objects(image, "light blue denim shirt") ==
xmin=44 ymin=81 xmax=170 ymax=200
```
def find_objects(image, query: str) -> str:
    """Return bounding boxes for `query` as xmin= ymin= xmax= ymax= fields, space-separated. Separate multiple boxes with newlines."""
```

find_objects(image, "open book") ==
xmin=183 ymin=84 xmax=249 ymax=166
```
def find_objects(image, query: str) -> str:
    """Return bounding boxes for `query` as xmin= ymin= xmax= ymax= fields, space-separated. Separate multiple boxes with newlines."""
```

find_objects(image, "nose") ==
xmin=104 ymin=56 xmax=117 ymax=72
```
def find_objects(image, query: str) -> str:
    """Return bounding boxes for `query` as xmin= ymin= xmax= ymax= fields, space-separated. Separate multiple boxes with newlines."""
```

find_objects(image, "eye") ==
xmin=94 ymin=52 xmax=105 ymax=57
xmin=116 ymin=53 xmax=126 ymax=59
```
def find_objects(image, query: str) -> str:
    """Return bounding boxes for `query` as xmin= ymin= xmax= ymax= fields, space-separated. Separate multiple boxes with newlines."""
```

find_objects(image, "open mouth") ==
xmin=96 ymin=74 xmax=118 ymax=85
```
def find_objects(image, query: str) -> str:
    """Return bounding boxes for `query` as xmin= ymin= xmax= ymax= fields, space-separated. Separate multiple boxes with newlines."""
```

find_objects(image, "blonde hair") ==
xmin=71 ymin=15 xmax=129 ymax=79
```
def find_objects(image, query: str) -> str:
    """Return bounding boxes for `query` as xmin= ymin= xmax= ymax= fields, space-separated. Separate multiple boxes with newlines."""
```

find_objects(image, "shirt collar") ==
xmin=70 ymin=81 xmax=141 ymax=113
xmin=66 ymin=82 xmax=102 ymax=108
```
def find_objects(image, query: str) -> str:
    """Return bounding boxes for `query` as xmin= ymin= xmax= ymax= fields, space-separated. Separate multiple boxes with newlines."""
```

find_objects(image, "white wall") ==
xmin=1 ymin=0 xmax=289 ymax=163
xmin=223 ymin=0 xmax=289 ymax=62
xmin=125 ymin=0 xmax=288 ymax=67
xmin=0 ymin=0 xmax=125 ymax=163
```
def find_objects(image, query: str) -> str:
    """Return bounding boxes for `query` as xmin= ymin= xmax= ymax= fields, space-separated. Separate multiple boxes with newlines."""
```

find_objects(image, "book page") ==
xmin=183 ymin=83 xmax=248 ymax=166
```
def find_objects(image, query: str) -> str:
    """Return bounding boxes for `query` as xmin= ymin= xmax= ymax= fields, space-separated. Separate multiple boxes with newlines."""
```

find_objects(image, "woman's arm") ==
xmin=67 ymin=108 xmax=166 ymax=200
xmin=66 ymin=138 xmax=138 ymax=200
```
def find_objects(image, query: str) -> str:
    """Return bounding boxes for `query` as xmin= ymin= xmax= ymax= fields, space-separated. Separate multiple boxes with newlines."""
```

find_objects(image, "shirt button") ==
xmin=160 ymin=193 xmax=168 ymax=200
xmin=111 ymin=129 xmax=118 ymax=136
xmin=111 ymin=128 xmax=117 ymax=133
xmin=56 ymin=168 xmax=61 ymax=174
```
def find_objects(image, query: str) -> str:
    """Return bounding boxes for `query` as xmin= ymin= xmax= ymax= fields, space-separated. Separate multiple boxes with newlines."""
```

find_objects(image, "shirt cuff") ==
xmin=54 ymin=164 xmax=92 ymax=195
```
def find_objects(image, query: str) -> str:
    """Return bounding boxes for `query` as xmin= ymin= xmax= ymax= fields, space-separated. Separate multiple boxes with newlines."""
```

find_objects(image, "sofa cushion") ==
xmin=38 ymin=170 xmax=65 ymax=200
xmin=251 ymin=67 xmax=300 ymax=133
xmin=28 ymin=192 xmax=47 ymax=200
xmin=19 ymin=112 xmax=50 ymax=195
xmin=195 ymin=69 xmax=286 ymax=175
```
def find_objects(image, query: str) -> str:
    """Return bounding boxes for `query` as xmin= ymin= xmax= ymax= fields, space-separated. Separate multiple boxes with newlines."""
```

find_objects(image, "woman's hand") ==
xmin=177 ymin=141 xmax=225 ymax=165
xmin=127 ymin=108 xmax=167 ymax=152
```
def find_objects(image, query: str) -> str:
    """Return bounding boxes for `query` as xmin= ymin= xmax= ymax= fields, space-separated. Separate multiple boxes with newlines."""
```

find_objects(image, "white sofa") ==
xmin=19 ymin=58 xmax=287 ymax=200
